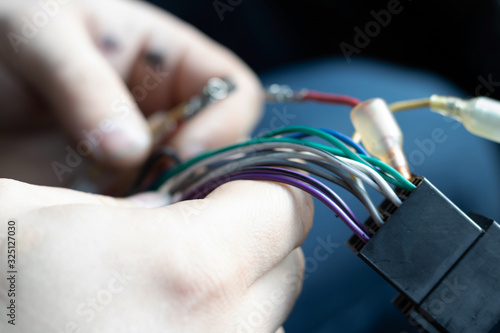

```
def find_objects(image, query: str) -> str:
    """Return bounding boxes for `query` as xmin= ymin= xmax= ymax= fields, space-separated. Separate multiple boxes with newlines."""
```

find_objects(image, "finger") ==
xmin=0 ymin=178 xmax=168 ymax=209
xmin=0 ymin=7 xmax=152 ymax=168
xmin=236 ymin=248 xmax=304 ymax=333
xmin=166 ymin=180 xmax=314 ymax=287
xmin=276 ymin=327 xmax=286 ymax=333
xmin=116 ymin=1 xmax=263 ymax=159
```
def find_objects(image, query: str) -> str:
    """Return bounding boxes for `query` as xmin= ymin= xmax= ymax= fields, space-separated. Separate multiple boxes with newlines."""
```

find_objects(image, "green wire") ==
xmin=152 ymin=136 xmax=415 ymax=191
xmin=260 ymin=125 xmax=414 ymax=190
xmin=262 ymin=125 xmax=369 ymax=166
xmin=152 ymin=138 xmax=273 ymax=190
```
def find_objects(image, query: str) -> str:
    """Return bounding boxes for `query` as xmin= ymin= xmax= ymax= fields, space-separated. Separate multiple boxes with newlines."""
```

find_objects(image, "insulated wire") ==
xmin=261 ymin=125 xmax=369 ymax=167
xmin=258 ymin=125 xmax=413 ymax=189
xmin=175 ymin=149 xmax=384 ymax=212
xmin=181 ymin=165 xmax=361 ymax=228
xmin=178 ymin=151 xmax=360 ymax=221
xmin=159 ymin=141 xmax=402 ymax=205
xmin=163 ymin=141 xmax=380 ymax=196
xmin=154 ymin=137 xmax=415 ymax=193
xmin=309 ymin=159 xmax=386 ymax=224
xmin=176 ymin=151 xmax=349 ymax=194
xmin=177 ymin=151 xmax=385 ymax=225
xmin=160 ymin=140 xmax=380 ymax=196
xmin=389 ymin=98 xmax=431 ymax=112
xmin=336 ymin=156 xmax=402 ymax=206
xmin=286 ymin=128 xmax=370 ymax=156
xmin=181 ymin=166 xmax=371 ymax=242
xmin=308 ymin=156 xmax=400 ymax=208
xmin=301 ymin=90 xmax=362 ymax=107
xmin=284 ymin=128 xmax=373 ymax=201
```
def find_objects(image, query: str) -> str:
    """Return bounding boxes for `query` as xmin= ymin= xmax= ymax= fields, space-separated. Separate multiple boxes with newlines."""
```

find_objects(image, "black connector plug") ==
xmin=348 ymin=176 xmax=500 ymax=333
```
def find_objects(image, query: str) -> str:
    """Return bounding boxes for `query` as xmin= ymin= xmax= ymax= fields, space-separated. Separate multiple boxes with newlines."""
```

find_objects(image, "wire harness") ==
xmin=152 ymin=126 xmax=416 ymax=242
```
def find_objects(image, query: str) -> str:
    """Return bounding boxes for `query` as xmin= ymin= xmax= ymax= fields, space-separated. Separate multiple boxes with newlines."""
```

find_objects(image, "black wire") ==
xmin=130 ymin=147 xmax=181 ymax=193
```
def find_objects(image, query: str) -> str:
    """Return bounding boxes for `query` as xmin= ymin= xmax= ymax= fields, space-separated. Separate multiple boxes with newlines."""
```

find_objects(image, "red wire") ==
xmin=302 ymin=90 xmax=361 ymax=107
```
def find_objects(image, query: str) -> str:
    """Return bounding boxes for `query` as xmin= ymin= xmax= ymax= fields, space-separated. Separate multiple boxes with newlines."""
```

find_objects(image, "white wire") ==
xmin=337 ymin=156 xmax=402 ymax=206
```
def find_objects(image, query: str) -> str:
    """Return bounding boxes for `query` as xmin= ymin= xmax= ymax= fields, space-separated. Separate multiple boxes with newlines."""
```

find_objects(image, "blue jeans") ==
xmin=256 ymin=58 xmax=500 ymax=333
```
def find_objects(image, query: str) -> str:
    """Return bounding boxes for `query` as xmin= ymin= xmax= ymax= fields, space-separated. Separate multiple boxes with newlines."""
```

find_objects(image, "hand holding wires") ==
xmin=151 ymin=125 xmax=416 ymax=242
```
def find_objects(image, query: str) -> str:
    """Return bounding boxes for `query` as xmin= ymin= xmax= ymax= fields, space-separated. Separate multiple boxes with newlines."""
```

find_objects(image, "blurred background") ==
xmin=149 ymin=0 xmax=500 ymax=99
xmin=144 ymin=1 xmax=500 ymax=332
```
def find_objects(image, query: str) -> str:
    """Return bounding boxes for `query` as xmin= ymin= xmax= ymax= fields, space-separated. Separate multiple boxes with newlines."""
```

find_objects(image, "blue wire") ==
xmin=286 ymin=128 xmax=371 ymax=156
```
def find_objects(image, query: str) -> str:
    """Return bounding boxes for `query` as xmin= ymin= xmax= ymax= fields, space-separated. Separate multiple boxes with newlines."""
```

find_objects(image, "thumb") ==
xmin=1 ymin=178 xmax=169 ymax=209
xmin=2 ymin=9 xmax=151 ymax=167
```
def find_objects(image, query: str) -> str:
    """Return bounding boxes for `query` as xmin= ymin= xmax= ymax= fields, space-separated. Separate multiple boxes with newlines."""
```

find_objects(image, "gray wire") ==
xmin=300 ymin=156 xmax=400 ymax=207
xmin=337 ymin=157 xmax=402 ymax=206
xmin=172 ymin=150 xmax=347 ymax=192
xmin=171 ymin=150 xmax=290 ymax=192
xmin=160 ymin=142 xmax=395 ymax=202
xmin=180 ymin=152 xmax=350 ymax=201
xmin=307 ymin=160 xmax=385 ymax=225
xmin=178 ymin=151 xmax=384 ymax=225
xmin=339 ymin=174 xmax=385 ymax=225
xmin=160 ymin=142 xmax=399 ymax=210
xmin=159 ymin=142 xmax=385 ymax=197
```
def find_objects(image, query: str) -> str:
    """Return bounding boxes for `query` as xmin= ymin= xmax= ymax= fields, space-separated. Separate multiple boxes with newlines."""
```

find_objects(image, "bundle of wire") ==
xmin=133 ymin=81 xmax=500 ymax=246
xmin=150 ymin=125 xmax=416 ymax=243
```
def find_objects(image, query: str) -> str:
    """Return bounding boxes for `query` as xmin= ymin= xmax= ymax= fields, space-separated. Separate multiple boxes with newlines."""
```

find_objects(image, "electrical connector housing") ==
xmin=348 ymin=176 xmax=500 ymax=333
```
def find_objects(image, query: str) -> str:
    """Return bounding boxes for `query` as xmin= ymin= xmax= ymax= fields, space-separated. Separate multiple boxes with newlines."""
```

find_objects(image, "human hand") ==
xmin=0 ymin=178 xmax=313 ymax=332
xmin=0 ymin=0 xmax=262 ymax=187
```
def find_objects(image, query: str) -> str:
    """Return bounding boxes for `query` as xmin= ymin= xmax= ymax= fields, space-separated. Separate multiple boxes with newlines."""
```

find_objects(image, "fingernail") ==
xmin=128 ymin=191 xmax=171 ymax=208
xmin=179 ymin=143 xmax=205 ymax=160
xmin=93 ymin=120 xmax=151 ymax=163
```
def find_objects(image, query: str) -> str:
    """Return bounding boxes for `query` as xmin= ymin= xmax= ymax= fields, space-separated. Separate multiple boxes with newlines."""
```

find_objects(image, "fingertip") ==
xmin=91 ymin=117 xmax=153 ymax=167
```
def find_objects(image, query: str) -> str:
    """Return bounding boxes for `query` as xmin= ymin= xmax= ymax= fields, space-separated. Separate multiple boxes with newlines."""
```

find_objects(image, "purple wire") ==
xmin=181 ymin=167 xmax=370 ymax=242
xmin=241 ymin=166 xmax=361 ymax=225
xmin=181 ymin=166 xmax=359 ymax=222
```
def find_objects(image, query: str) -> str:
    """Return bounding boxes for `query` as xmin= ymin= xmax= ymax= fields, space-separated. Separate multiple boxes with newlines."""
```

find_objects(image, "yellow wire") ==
xmin=351 ymin=98 xmax=431 ymax=143
xmin=388 ymin=98 xmax=431 ymax=112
